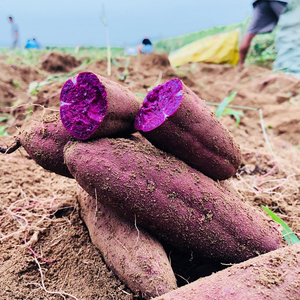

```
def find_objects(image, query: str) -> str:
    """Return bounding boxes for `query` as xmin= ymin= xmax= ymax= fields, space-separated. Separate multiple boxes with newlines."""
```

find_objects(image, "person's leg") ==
xmin=238 ymin=1 xmax=283 ymax=69
xmin=11 ymin=39 xmax=17 ymax=50
xmin=238 ymin=33 xmax=256 ymax=69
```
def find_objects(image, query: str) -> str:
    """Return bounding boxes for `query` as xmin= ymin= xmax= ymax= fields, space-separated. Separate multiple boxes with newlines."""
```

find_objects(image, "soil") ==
xmin=1 ymin=52 xmax=300 ymax=299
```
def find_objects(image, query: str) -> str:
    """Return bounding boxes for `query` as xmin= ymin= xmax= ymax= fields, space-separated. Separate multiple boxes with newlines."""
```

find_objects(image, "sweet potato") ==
xmin=77 ymin=187 xmax=177 ymax=299
xmin=64 ymin=137 xmax=282 ymax=263
xmin=134 ymin=78 xmax=241 ymax=180
xmin=60 ymin=72 xmax=141 ymax=140
xmin=0 ymin=113 xmax=74 ymax=178
xmin=152 ymin=243 xmax=300 ymax=300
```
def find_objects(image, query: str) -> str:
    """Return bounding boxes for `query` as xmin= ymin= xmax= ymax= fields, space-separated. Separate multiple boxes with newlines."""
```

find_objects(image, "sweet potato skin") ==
xmin=64 ymin=137 xmax=282 ymax=263
xmin=60 ymin=72 xmax=142 ymax=140
xmin=77 ymin=187 xmax=177 ymax=299
xmin=90 ymin=75 xmax=141 ymax=139
xmin=135 ymin=80 xmax=241 ymax=181
xmin=19 ymin=114 xmax=74 ymax=178
xmin=152 ymin=243 xmax=300 ymax=300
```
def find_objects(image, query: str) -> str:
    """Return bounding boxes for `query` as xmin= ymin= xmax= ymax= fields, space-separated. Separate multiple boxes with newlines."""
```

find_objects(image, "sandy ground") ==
xmin=1 ymin=52 xmax=300 ymax=299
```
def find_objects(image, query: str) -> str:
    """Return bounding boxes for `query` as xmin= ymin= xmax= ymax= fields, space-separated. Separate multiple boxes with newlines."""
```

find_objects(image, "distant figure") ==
xmin=238 ymin=0 xmax=289 ymax=70
xmin=25 ymin=38 xmax=41 ymax=49
xmin=8 ymin=16 xmax=20 ymax=50
xmin=138 ymin=37 xmax=154 ymax=54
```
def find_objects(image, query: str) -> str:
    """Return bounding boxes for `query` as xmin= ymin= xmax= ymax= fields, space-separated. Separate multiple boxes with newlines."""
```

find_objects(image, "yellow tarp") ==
xmin=169 ymin=30 xmax=240 ymax=67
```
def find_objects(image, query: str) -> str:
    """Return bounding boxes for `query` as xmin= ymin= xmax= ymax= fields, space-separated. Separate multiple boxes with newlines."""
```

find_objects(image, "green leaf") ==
xmin=135 ymin=93 xmax=146 ymax=99
xmin=12 ymin=79 xmax=22 ymax=89
xmin=262 ymin=205 xmax=300 ymax=245
xmin=28 ymin=81 xmax=39 ymax=94
xmin=0 ymin=125 xmax=9 ymax=136
xmin=220 ymin=108 xmax=244 ymax=126
xmin=0 ymin=114 xmax=11 ymax=122
xmin=215 ymin=91 xmax=237 ymax=118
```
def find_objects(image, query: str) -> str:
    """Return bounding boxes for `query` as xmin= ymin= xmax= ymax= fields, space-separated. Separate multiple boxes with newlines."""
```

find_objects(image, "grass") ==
xmin=0 ymin=46 xmax=125 ymax=68
xmin=215 ymin=91 xmax=244 ymax=126
xmin=0 ymin=114 xmax=11 ymax=136
xmin=0 ymin=18 xmax=278 ymax=69
xmin=246 ymin=32 xmax=277 ymax=67
xmin=262 ymin=205 xmax=300 ymax=245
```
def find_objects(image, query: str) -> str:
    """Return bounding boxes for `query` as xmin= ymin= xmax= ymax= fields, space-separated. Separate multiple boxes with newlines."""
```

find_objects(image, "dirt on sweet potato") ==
xmin=77 ymin=187 xmax=177 ymax=299
xmin=153 ymin=243 xmax=300 ymax=300
xmin=135 ymin=78 xmax=241 ymax=180
xmin=64 ymin=137 xmax=283 ymax=264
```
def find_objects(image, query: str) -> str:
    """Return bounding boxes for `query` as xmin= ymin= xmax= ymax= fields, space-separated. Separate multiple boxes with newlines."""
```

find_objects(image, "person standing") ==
xmin=8 ymin=16 xmax=20 ymax=50
xmin=137 ymin=37 xmax=154 ymax=54
xmin=238 ymin=0 xmax=289 ymax=70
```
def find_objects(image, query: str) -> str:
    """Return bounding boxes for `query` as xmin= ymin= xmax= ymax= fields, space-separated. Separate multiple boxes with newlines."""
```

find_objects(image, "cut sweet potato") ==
xmin=135 ymin=78 xmax=241 ymax=180
xmin=60 ymin=72 xmax=141 ymax=140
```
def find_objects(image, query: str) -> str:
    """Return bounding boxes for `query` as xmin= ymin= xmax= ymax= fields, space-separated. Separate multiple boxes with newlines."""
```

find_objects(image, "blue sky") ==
xmin=0 ymin=0 xmax=253 ymax=47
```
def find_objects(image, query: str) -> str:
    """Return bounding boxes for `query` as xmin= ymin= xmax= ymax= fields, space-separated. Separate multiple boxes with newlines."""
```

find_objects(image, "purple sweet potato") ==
xmin=60 ymin=72 xmax=141 ymax=140
xmin=64 ymin=137 xmax=283 ymax=263
xmin=77 ymin=187 xmax=177 ymax=299
xmin=153 ymin=243 xmax=300 ymax=300
xmin=134 ymin=78 xmax=241 ymax=180
xmin=0 ymin=114 xmax=74 ymax=178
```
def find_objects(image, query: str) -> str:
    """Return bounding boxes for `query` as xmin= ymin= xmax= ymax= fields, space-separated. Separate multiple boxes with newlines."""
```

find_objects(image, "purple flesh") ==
xmin=60 ymin=72 xmax=107 ymax=140
xmin=135 ymin=78 xmax=183 ymax=132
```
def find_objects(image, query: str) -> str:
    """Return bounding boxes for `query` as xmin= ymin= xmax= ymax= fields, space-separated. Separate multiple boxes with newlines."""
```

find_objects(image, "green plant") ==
xmin=262 ymin=205 xmax=300 ymax=245
xmin=0 ymin=114 xmax=11 ymax=123
xmin=215 ymin=91 xmax=244 ymax=126
xmin=12 ymin=79 xmax=22 ymax=89
xmin=0 ymin=125 xmax=9 ymax=136
xmin=134 ymin=93 xmax=146 ymax=99
xmin=28 ymin=59 xmax=89 ymax=95
xmin=246 ymin=31 xmax=277 ymax=67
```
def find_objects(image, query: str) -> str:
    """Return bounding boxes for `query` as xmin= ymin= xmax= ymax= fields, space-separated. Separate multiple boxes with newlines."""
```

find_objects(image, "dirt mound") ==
xmin=138 ymin=53 xmax=171 ymax=70
xmin=0 ymin=61 xmax=41 ymax=108
xmin=41 ymin=52 xmax=81 ymax=73
xmin=274 ymin=119 xmax=300 ymax=145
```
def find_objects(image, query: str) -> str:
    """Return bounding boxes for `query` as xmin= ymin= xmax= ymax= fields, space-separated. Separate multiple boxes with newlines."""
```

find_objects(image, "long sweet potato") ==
xmin=152 ymin=243 xmax=300 ymax=300
xmin=77 ymin=187 xmax=177 ymax=299
xmin=134 ymin=78 xmax=241 ymax=180
xmin=0 ymin=113 xmax=74 ymax=178
xmin=60 ymin=72 xmax=141 ymax=140
xmin=64 ymin=137 xmax=282 ymax=263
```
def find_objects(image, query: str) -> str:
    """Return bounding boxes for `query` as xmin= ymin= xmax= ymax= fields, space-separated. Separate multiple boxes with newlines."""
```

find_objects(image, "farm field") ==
xmin=0 ymin=49 xmax=300 ymax=299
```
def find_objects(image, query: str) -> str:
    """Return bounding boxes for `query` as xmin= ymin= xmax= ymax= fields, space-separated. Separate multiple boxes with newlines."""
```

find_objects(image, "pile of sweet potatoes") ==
xmin=2 ymin=73 xmax=292 ymax=299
